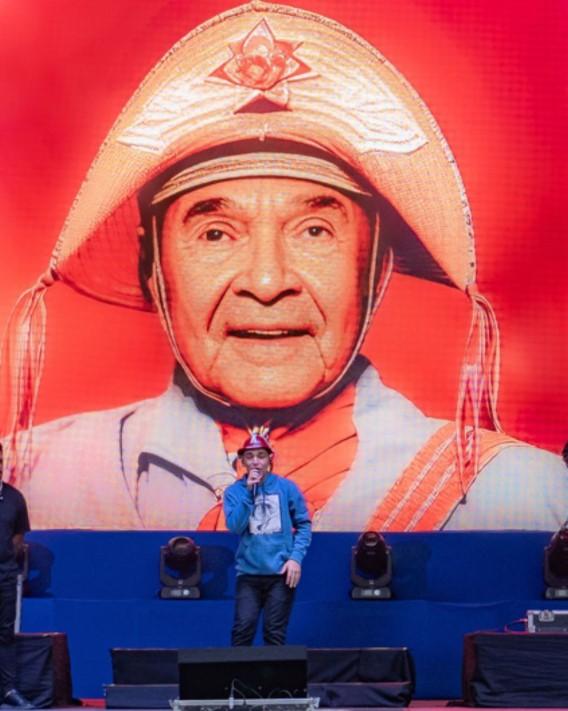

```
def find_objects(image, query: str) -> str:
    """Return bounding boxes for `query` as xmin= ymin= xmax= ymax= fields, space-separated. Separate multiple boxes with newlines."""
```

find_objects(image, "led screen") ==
xmin=0 ymin=0 xmax=566 ymax=530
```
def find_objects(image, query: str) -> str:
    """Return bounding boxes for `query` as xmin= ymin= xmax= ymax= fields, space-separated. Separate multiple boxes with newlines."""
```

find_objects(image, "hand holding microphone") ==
xmin=248 ymin=468 xmax=263 ymax=498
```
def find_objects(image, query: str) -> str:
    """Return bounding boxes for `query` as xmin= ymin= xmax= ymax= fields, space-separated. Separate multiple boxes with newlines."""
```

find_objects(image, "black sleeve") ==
xmin=14 ymin=492 xmax=31 ymax=535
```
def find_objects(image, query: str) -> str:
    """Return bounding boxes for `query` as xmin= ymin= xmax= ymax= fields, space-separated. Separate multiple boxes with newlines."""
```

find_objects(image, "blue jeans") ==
xmin=231 ymin=574 xmax=295 ymax=646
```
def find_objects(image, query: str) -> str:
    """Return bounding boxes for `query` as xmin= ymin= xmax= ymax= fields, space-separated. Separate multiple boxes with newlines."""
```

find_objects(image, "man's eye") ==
xmin=204 ymin=229 xmax=226 ymax=242
xmin=301 ymin=224 xmax=331 ymax=239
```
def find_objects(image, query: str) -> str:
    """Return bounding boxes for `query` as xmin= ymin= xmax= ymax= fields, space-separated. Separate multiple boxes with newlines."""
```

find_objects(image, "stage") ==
xmin=43 ymin=703 xmax=568 ymax=710
xmin=19 ymin=531 xmax=568 ymax=704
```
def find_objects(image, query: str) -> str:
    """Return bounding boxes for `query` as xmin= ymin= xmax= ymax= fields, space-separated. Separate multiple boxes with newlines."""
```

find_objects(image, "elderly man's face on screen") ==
xmin=159 ymin=176 xmax=373 ymax=408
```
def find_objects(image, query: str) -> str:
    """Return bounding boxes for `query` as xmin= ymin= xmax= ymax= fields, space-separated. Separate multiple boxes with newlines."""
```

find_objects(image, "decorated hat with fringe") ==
xmin=238 ymin=426 xmax=274 ymax=456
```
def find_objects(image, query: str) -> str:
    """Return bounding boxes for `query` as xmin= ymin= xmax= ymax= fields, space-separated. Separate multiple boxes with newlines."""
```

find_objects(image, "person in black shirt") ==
xmin=0 ymin=443 xmax=34 ymax=709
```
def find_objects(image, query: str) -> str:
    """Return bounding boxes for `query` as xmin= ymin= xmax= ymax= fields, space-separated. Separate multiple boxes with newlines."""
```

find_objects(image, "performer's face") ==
xmin=240 ymin=448 xmax=272 ymax=476
xmin=160 ymin=177 xmax=373 ymax=408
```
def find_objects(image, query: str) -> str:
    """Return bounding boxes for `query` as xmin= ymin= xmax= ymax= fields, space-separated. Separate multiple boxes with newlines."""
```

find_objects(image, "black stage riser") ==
xmin=109 ymin=647 xmax=414 ymax=709
xmin=111 ymin=647 xmax=413 ymax=685
xmin=463 ymin=632 xmax=568 ymax=708
xmin=105 ymin=684 xmax=177 ymax=709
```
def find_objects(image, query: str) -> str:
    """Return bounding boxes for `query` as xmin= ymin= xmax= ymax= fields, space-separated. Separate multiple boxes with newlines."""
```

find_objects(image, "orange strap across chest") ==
xmin=366 ymin=422 xmax=522 ymax=531
xmin=198 ymin=403 xmax=521 ymax=532
xmin=198 ymin=383 xmax=358 ymax=530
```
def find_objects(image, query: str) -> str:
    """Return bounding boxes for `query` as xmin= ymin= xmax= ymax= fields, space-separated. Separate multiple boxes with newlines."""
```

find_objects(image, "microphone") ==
xmin=251 ymin=469 xmax=260 ymax=499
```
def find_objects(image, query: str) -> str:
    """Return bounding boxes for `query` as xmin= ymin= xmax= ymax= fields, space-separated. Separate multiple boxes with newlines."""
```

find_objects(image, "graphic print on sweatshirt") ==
xmin=249 ymin=494 xmax=282 ymax=535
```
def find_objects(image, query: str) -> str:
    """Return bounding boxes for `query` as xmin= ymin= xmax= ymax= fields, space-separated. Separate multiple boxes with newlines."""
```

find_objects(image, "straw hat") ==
xmin=49 ymin=0 xmax=475 ymax=306
xmin=1 ymin=1 xmax=500 ymax=484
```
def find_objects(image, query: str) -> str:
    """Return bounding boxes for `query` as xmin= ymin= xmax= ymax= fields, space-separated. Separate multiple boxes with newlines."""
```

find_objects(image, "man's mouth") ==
xmin=227 ymin=328 xmax=312 ymax=340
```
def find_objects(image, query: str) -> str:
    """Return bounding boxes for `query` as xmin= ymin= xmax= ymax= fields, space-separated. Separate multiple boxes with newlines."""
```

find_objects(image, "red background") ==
xmin=0 ymin=0 xmax=566 ymax=452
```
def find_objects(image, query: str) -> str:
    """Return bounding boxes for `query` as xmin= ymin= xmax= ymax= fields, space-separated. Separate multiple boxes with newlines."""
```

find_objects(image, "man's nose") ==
xmin=231 ymin=222 xmax=301 ymax=302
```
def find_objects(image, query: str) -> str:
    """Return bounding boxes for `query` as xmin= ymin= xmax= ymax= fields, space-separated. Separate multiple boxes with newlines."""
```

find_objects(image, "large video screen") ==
xmin=1 ymin=0 xmax=566 ymax=531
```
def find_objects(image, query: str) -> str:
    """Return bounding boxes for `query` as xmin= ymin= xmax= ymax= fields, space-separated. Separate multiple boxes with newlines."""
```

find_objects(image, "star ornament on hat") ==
xmin=116 ymin=8 xmax=427 ymax=160
xmin=207 ymin=18 xmax=316 ymax=110
xmin=0 ymin=0 xmax=501 ymax=494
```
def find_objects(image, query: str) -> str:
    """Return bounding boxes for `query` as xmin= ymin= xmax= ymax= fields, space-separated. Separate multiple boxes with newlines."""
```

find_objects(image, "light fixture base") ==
xmin=351 ymin=586 xmax=391 ymax=600
xmin=160 ymin=586 xmax=201 ymax=599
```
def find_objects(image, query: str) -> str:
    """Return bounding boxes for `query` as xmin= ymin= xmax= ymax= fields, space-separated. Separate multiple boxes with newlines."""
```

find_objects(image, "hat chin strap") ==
xmin=149 ymin=215 xmax=393 ymax=410
xmin=454 ymin=285 xmax=503 ymax=499
xmin=0 ymin=272 xmax=54 ymax=487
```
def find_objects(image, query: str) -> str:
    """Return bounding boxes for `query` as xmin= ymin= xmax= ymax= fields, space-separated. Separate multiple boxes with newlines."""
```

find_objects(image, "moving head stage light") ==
xmin=160 ymin=536 xmax=201 ymax=599
xmin=544 ymin=526 xmax=568 ymax=599
xmin=351 ymin=531 xmax=392 ymax=599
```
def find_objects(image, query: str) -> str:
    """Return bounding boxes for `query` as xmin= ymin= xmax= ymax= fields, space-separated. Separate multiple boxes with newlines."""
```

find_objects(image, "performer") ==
xmin=224 ymin=432 xmax=311 ymax=645
xmin=2 ymin=2 xmax=567 ymax=531
xmin=0 ymin=444 xmax=34 ymax=709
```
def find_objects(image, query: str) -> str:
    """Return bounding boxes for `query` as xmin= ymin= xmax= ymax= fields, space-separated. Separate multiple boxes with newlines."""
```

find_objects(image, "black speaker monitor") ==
xmin=179 ymin=646 xmax=307 ymax=700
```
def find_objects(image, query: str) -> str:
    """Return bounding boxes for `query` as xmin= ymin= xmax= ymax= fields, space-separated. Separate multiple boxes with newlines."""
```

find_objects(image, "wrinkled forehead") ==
xmin=160 ymin=174 xmax=372 ymax=226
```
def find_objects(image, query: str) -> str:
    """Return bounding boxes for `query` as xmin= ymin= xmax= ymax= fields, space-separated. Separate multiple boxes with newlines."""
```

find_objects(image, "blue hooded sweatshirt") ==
xmin=223 ymin=472 xmax=312 ymax=575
